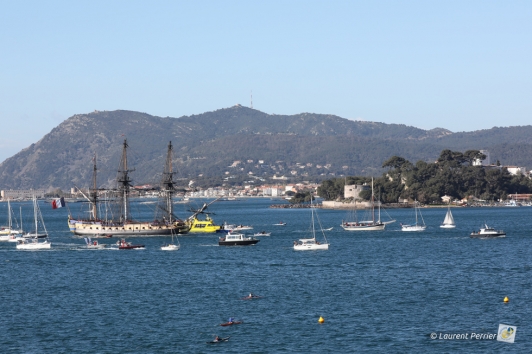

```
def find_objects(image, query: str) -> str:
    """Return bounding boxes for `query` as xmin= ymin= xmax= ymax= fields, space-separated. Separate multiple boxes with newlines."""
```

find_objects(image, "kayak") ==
xmin=220 ymin=321 xmax=242 ymax=326
xmin=207 ymin=336 xmax=230 ymax=343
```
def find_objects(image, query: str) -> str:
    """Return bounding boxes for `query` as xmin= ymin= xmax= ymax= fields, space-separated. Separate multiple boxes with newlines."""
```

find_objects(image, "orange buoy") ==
xmin=504 ymin=296 xmax=509 ymax=303
xmin=318 ymin=316 xmax=324 ymax=323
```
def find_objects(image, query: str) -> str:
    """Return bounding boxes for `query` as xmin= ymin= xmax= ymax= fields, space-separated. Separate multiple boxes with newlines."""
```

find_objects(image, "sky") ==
xmin=1 ymin=1 xmax=531 ymax=162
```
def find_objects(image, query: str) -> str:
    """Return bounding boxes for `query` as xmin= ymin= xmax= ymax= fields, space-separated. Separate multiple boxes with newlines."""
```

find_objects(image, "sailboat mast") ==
xmin=33 ymin=196 xmax=38 ymax=235
xmin=90 ymin=154 xmax=98 ymax=220
xmin=415 ymin=200 xmax=418 ymax=225
xmin=311 ymin=194 xmax=316 ymax=239
xmin=117 ymin=139 xmax=133 ymax=222
xmin=162 ymin=141 xmax=176 ymax=223
xmin=371 ymin=178 xmax=375 ymax=222
xmin=7 ymin=199 xmax=11 ymax=229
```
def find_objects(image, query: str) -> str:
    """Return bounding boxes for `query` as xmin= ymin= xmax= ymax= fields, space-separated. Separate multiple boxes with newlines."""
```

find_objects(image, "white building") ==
xmin=505 ymin=166 xmax=527 ymax=176
xmin=344 ymin=184 xmax=369 ymax=199
xmin=1 ymin=189 xmax=47 ymax=200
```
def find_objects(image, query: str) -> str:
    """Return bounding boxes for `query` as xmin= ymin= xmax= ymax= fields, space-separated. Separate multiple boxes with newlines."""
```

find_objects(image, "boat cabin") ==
xmin=224 ymin=233 xmax=246 ymax=241
xmin=296 ymin=238 xmax=321 ymax=245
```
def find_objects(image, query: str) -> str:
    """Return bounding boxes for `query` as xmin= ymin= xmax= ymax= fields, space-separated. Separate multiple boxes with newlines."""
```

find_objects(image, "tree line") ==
xmin=317 ymin=149 xmax=532 ymax=204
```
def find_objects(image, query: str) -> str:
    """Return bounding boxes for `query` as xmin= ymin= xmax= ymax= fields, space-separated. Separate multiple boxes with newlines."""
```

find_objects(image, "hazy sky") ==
xmin=1 ymin=1 xmax=531 ymax=163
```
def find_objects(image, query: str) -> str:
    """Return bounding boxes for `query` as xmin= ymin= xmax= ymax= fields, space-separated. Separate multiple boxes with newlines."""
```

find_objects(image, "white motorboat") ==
xmin=220 ymin=222 xmax=253 ymax=233
xmin=470 ymin=224 xmax=506 ymax=238
xmin=84 ymin=237 xmax=106 ymax=249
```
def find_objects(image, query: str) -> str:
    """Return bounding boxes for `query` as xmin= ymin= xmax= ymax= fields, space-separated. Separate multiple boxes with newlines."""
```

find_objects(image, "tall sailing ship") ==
xmin=68 ymin=140 xmax=189 ymax=236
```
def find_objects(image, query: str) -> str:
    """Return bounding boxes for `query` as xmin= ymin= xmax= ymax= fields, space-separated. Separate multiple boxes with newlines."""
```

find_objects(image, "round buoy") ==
xmin=318 ymin=316 xmax=324 ymax=323
xmin=504 ymin=296 xmax=509 ymax=303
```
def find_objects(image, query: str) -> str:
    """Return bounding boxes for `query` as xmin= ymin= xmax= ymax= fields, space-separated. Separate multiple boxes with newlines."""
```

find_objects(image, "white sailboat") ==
xmin=440 ymin=205 xmax=456 ymax=228
xmin=16 ymin=196 xmax=51 ymax=250
xmin=401 ymin=200 xmax=426 ymax=232
xmin=341 ymin=178 xmax=395 ymax=231
xmin=294 ymin=195 xmax=329 ymax=251
xmin=7 ymin=206 xmax=24 ymax=242
xmin=0 ymin=199 xmax=23 ymax=241
xmin=161 ymin=231 xmax=180 ymax=251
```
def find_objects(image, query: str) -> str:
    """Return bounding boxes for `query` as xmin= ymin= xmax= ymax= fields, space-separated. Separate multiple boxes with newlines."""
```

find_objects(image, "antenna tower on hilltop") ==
xmin=250 ymin=90 xmax=253 ymax=109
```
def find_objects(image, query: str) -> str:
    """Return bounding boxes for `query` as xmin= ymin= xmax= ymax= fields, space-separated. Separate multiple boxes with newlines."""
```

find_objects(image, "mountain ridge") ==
xmin=0 ymin=106 xmax=531 ymax=191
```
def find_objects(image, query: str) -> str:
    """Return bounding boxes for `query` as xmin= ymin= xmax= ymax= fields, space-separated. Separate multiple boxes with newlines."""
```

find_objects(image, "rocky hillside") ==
xmin=0 ymin=105 xmax=531 ymax=190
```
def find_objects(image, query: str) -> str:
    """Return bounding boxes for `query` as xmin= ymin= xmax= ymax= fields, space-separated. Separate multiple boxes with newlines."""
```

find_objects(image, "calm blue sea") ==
xmin=0 ymin=198 xmax=530 ymax=353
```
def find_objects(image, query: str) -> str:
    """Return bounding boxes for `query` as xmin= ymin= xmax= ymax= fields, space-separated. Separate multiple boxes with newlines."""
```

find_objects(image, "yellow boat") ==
xmin=184 ymin=198 xmax=223 ymax=233
xmin=187 ymin=215 xmax=221 ymax=233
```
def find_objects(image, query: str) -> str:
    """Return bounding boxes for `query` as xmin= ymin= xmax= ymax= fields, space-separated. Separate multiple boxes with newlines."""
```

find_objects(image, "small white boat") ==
xmin=401 ymin=224 xmax=426 ymax=232
xmin=0 ymin=199 xmax=23 ymax=241
xmin=253 ymin=231 xmax=271 ymax=236
xmin=293 ymin=196 xmax=329 ymax=251
xmin=273 ymin=222 xmax=286 ymax=226
xmin=233 ymin=225 xmax=253 ymax=231
xmin=84 ymin=237 xmax=106 ymax=249
xmin=7 ymin=233 xmax=24 ymax=242
xmin=161 ymin=231 xmax=180 ymax=251
xmin=220 ymin=222 xmax=253 ymax=232
xmin=440 ymin=205 xmax=456 ymax=228
xmin=504 ymin=200 xmax=520 ymax=207
xmin=16 ymin=238 xmax=51 ymax=250
xmin=161 ymin=243 xmax=180 ymax=251
xmin=401 ymin=200 xmax=426 ymax=232
xmin=470 ymin=224 xmax=506 ymax=238
xmin=294 ymin=238 xmax=329 ymax=251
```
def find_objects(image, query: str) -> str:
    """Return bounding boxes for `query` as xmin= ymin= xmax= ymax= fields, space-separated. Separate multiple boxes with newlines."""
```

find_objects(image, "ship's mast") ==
xmin=90 ymin=154 xmax=98 ymax=220
xmin=117 ymin=139 xmax=133 ymax=222
xmin=371 ymin=178 xmax=375 ymax=223
xmin=162 ymin=141 xmax=176 ymax=223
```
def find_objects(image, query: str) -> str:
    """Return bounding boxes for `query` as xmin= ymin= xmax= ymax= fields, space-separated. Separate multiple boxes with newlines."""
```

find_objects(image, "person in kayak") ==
xmin=213 ymin=336 xmax=221 ymax=342
xmin=228 ymin=317 xmax=234 ymax=324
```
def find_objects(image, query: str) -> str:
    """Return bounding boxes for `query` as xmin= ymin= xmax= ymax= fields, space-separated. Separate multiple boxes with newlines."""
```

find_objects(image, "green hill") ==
xmin=0 ymin=105 xmax=530 ymax=190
